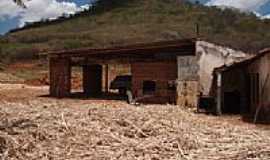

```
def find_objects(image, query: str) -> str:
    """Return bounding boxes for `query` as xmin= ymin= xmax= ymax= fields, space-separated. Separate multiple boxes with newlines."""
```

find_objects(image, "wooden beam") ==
xmin=49 ymin=39 xmax=196 ymax=58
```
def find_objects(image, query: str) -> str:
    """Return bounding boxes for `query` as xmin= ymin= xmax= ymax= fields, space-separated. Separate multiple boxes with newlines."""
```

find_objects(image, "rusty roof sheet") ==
xmin=214 ymin=48 xmax=270 ymax=73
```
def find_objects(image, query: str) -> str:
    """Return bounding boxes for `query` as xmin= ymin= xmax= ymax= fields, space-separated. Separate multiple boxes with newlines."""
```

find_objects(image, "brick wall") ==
xmin=49 ymin=57 xmax=71 ymax=97
xmin=131 ymin=61 xmax=177 ymax=104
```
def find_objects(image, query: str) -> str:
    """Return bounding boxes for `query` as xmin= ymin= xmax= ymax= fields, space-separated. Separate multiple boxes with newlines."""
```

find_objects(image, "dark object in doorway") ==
xmin=110 ymin=75 xmax=132 ymax=95
xmin=198 ymin=96 xmax=216 ymax=114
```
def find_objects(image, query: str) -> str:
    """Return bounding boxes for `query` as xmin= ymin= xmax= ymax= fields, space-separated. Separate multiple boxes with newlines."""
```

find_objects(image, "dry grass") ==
xmin=0 ymin=84 xmax=269 ymax=160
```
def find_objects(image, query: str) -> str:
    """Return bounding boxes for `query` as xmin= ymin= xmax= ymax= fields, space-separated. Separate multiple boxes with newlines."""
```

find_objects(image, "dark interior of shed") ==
xmin=223 ymin=91 xmax=241 ymax=114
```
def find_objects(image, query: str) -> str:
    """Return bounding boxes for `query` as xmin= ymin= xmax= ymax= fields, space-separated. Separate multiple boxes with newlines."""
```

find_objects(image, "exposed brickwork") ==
xmin=49 ymin=57 xmax=71 ymax=97
xmin=131 ymin=61 xmax=177 ymax=104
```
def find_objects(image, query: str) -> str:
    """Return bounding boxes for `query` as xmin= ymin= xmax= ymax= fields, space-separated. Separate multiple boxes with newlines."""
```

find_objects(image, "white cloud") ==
xmin=191 ymin=0 xmax=270 ymax=18
xmin=0 ymin=0 xmax=84 ymax=27
xmin=80 ymin=4 xmax=91 ymax=10
xmin=262 ymin=13 xmax=270 ymax=19
xmin=19 ymin=0 xmax=81 ymax=27
xmin=206 ymin=0 xmax=269 ymax=12
xmin=0 ymin=1 xmax=22 ymax=21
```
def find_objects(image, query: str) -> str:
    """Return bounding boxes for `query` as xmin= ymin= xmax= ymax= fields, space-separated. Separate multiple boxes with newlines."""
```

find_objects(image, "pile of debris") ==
xmin=0 ymin=99 xmax=269 ymax=160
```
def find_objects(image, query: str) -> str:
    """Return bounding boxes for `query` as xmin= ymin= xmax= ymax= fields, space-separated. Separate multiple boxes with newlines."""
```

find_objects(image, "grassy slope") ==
xmin=1 ymin=0 xmax=270 ymax=63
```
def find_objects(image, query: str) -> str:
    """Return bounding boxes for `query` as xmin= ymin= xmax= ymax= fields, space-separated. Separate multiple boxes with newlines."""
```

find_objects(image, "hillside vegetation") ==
xmin=1 ymin=0 xmax=270 ymax=63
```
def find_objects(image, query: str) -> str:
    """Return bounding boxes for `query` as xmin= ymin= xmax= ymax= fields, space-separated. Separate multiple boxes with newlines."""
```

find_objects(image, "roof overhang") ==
xmin=214 ymin=49 xmax=270 ymax=74
xmin=48 ymin=39 xmax=196 ymax=59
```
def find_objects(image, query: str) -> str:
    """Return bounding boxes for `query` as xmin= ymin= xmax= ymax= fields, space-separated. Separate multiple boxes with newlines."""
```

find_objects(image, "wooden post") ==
xmin=216 ymin=72 xmax=222 ymax=115
xmin=105 ymin=64 xmax=109 ymax=93
xmin=49 ymin=57 xmax=71 ymax=98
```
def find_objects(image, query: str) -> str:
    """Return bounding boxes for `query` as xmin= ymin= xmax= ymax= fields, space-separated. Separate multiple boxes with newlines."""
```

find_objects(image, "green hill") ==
xmin=1 ymin=0 xmax=270 ymax=63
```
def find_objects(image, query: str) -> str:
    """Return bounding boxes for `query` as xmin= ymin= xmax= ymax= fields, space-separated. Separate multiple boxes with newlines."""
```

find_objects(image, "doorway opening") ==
xmin=70 ymin=66 xmax=83 ymax=94
xmin=223 ymin=90 xmax=241 ymax=114
xmin=143 ymin=81 xmax=156 ymax=95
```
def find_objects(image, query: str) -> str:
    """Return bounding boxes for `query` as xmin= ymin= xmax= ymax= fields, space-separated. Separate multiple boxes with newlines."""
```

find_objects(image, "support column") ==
xmin=216 ymin=73 xmax=222 ymax=115
xmin=105 ymin=64 xmax=109 ymax=93
xmin=177 ymin=81 xmax=199 ymax=107
xmin=83 ymin=64 xmax=102 ymax=96
xmin=176 ymin=56 xmax=199 ymax=107
xmin=49 ymin=57 xmax=71 ymax=98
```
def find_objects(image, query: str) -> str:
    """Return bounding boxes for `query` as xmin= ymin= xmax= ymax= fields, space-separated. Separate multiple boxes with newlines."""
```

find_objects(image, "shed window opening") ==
xmin=167 ymin=80 xmax=176 ymax=91
xmin=143 ymin=81 xmax=156 ymax=95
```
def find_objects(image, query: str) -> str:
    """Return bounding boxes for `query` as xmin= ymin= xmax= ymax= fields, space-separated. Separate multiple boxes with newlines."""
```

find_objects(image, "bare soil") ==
xmin=2 ymin=61 xmax=82 ymax=89
xmin=0 ymin=83 xmax=269 ymax=160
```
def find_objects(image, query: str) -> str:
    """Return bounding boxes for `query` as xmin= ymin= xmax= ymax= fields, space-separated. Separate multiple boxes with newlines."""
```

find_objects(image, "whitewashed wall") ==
xmin=197 ymin=41 xmax=250 ymax=95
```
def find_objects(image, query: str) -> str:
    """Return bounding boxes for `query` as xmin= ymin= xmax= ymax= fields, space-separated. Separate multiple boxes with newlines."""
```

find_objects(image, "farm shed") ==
xmin=48 ymin=39 xmax=198 ymax=105
xmin=48 ymin=39 xmax=249 ymax=107
xmin=213 ymin=49 xmax=270 ymax=123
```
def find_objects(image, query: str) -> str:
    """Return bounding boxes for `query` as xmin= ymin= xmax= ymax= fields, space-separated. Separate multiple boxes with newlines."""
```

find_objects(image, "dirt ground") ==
xmin=0 ymin=83 xmax=269 ymax=160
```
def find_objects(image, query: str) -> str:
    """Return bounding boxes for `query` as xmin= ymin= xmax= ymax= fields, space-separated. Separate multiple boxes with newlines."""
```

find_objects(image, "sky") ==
xmin=0 ymin=0 xmax=93 ymax=34
xmin=192 ymin=0 xmax=270 ymax=17
xmin=1 ymin=0 xmax=270 ymax=35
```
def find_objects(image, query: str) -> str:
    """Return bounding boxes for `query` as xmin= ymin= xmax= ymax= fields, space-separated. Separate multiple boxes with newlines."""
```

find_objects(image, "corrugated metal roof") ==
xmin=214 ymin=48 xmax=270 ymax=73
